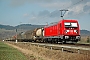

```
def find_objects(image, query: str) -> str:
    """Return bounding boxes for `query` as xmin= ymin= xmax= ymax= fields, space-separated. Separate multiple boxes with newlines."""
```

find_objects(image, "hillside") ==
xmin=0 ymin=24 xmax=14 ymax=30
xmin=0 ymin=29 xmax=16 ymax=39
xmin=0 ymin=24 xmax=44 ymax=30
xmin=0 ymin=24 xmax=44 ymax=40
xmin=80 ymin=30 xmax=90 ymax=36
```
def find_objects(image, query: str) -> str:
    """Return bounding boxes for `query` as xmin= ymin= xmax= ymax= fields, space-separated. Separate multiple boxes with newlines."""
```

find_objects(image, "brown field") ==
xmin=5 ymin=42 xmax=90 ymax=60
xmin=80 ymin=36 xmax=90 ymax=43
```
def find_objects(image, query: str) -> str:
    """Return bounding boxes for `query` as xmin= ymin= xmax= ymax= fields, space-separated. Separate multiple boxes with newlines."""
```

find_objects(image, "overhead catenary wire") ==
xmin=51 ymin=0 xmax=83 ymax=19
xmin=30 ymin=0 xmax=84 ymax=25
xmin=61 ymin=0 xmax=84 ymax=19
xmin=67 ymin=1 xmax=90 ymax=20
xmin=65 ymin=0 xmax=84 ymax=9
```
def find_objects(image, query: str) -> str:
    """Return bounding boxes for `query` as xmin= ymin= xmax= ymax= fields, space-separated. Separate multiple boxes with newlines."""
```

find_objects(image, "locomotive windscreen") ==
xmin=64 ymin=22 xmax=78 ymax=27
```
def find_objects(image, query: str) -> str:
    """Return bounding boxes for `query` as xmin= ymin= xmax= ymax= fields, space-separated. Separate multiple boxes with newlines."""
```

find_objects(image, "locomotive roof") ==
xmin=47 ymin=22 xmax=58 ymax=26
xmin=45 ymin=19 xmax=78 ymax=27
xmin=60 ymin=19 xmax=78 ymax=22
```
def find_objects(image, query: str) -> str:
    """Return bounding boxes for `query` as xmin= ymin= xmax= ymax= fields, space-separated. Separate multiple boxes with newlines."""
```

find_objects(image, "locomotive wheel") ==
xmin=62 ymin=40 xmax=66 ymax=44
xmin=56 ymin=40 xmax=58 ymax=44
xmin=56 ymin=39 xmax=58 ymax=44
xmin=72 ymin=40 xmax=78 ymax=43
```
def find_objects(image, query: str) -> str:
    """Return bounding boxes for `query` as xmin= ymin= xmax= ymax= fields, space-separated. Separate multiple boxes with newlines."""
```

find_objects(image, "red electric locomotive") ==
xmin=44 ymin=19 xmax=80 ymax=43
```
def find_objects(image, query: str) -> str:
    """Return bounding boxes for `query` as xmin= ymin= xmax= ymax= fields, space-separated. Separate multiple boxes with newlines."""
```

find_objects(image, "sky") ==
xmin=0 ymin=0 xmax=90 ymax=30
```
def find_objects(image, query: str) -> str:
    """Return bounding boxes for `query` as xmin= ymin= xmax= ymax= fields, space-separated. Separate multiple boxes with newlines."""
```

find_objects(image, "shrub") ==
xmin=87 ymin=36 xmax=90 ymax=43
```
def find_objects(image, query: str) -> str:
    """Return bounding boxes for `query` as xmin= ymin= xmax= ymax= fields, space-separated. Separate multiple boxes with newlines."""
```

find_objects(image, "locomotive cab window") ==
xmin=64 ymin=22 xmax=78 ymax=27
xmin=71 ymin=23 xmax=78 ymax=27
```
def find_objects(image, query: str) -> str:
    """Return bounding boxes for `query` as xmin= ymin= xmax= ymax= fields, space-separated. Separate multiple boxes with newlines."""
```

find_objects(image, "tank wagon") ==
xmin=13 ymin=28 xmax=44 ymax=42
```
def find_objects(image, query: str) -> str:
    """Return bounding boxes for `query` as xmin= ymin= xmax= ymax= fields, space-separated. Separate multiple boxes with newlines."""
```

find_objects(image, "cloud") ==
xmin=71 ymin=0 xmax=90 ymax=4
xmin=83 ymin=4 xmax=90 ymax=13
xmin=11 ymin=0 xmax=26 ymax=7
xmin=70 ymin=0 xmax=90 ymax=12
xmin=10 ymin=0 xmax=55 ymax=7
xmin=29 ymin=16 xmax=37 ymax=20
xmin=65 ymin=0 xmax=90 ymax=18
xmin=11 ymin=0 xmax=90 ymax=21
xmin=41 ymin=2 xmax=72 ymax=9
xmin=38 ymin=10 xmax=50 ymax=17
xmin=39 ymin=0 xmax=90 ymax=17
xmin=49 ymin=10 xmax=60 ymax=18
xmin=29 ymin=10 xmax=61 ymax=24
xmin=23 ymin=13 xmax=29 ymax=17
xmin=37 ymin=10 xmax=60 ymax=18
xmin=10 ymin=0 xmax=71 ymax=9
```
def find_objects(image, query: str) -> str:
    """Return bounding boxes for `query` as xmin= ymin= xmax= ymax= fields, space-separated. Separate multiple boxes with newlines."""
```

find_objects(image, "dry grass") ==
xmin=80 ymin=36 xmax=90 ymax=43
xmin=6 ymin=42 xmax=90 ymax=60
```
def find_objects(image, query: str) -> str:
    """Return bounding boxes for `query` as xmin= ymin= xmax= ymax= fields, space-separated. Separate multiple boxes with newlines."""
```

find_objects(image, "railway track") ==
xmin=30 ymin=40 xmax=90 ymax=48
xmin=5 ymin=39 xmax=90 ymax=48
xmin=58 ymin=43 xmax=90 ymax=48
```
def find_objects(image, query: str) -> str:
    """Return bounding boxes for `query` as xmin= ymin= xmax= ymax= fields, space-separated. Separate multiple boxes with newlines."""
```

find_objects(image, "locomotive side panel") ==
xmin=58 ymin=21 xmax=64 ymax=36
xmin=44 ymin=24 xmax=59 ymax=37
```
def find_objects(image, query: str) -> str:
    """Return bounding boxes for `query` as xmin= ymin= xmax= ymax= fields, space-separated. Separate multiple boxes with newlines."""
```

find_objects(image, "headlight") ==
xmin=74 ymin=30 xmax=77 ymax=32
xmin=67 ymin=30 xmax=69 ymax=32
xmin=74 ymin=30 xmax=78 ymax=33
xmin=65 ymin=30 xmax=69 ymax=33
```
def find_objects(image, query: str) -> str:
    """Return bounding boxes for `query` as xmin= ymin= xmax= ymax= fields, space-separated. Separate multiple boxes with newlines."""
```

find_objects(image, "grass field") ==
xmin=0 ymin=42 xmax=28 ymax=60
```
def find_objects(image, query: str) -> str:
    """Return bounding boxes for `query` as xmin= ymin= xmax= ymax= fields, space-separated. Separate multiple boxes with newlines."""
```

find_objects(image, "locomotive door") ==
xmin=58 ymin=23 xmax=62 ymax=35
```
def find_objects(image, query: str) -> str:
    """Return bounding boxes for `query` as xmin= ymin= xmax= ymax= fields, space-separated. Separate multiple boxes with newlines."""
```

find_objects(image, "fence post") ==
xmin=38 ymin=44 xmax=39 ymax=47
xmin=78 ymin=49 xmax=80 ymax=54
xmin=51 ymin=47 xmax=52 ymax=50
xmin=3 ymin=40 xmax=4 ymax=42
xmin=16 ymin=40 xmax=17 ymax=43
xmin=44 ymin=46 xmax=45 ymax=48
xmin=62 ymin=47 xmax=63 ymax=52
